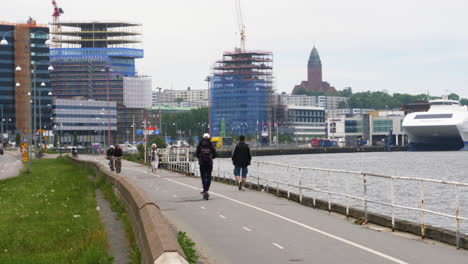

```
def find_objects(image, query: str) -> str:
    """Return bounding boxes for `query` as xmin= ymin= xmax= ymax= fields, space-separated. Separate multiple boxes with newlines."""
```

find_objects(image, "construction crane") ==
xmin=235 ymin=0 xmax=246 ymax=51
xmin=51 ymin=0 xmax=64 ymax=48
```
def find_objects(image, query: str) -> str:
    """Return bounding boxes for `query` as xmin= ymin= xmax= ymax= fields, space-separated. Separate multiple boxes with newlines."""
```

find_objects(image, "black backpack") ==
xmin=200 ymin=147 xmax=212 ymax=162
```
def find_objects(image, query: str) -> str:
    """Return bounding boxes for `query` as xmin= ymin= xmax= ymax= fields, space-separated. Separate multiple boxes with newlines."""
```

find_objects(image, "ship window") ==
xmin=414 ymin=114 xmax=453 ymax=119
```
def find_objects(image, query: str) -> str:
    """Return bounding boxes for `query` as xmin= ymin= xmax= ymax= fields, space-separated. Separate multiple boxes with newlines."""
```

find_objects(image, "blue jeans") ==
xmin=234 ymin=167 xmax=248 ymax=178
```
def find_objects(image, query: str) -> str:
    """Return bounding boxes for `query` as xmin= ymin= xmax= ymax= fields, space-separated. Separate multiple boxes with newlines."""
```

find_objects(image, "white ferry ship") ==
xmin=402 ymin=99 xmax=468 ymax=150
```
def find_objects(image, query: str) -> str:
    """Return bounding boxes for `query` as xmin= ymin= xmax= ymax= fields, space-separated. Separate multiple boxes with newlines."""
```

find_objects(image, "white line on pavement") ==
xmin=173 ymin=195 xmax=178 ymax=198
xmin=163 ymin=177 xmax=408 ymax=264
xmin=242 ymin=226 xmax=252 ymax=232
xmin=201 ymin=206 xmax=206 ymax=210
xmin=219 ymin=214 xmax=227 ymax=219
xmin=272 ymin=243 xmax=284 ymax=250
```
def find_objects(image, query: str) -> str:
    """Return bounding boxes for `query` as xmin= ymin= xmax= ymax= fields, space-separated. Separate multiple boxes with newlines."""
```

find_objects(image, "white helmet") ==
xmin=110 ymin=145 xmax=115 ymax=148
xmin=203 ymin=133 xmax=210 ymax=139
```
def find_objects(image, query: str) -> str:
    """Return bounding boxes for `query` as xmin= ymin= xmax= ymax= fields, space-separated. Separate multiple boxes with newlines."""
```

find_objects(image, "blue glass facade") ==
xmin=0 ymin=24 xmax=52 ymax=140
xmin=210 ymin=74 xmax=269 ymax=137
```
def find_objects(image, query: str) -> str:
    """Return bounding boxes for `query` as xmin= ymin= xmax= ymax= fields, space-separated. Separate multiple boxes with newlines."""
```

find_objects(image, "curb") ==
xmin=71 ymin=158 xmax=189 ymax=264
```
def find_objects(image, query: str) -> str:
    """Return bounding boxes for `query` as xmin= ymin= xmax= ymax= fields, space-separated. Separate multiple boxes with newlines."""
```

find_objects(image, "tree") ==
xmin=448 ymin=93 xmax=460 ymax=101
xmin=338 ymin=87 xmax=353 ymax=97
xmin=293 ymin=87 xmax=308 ymax=95
xmin=337 ymin=101 xmax=348 ymax=109
xmin=460 ymin=98 xmax=468 ymax=106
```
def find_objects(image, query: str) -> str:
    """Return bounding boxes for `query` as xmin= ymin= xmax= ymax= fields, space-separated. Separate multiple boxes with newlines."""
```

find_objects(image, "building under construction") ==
xmin=49 ymin=21 xmax=151 ymax=144
xmin=210 ymin=48 xmax=273 ymax=138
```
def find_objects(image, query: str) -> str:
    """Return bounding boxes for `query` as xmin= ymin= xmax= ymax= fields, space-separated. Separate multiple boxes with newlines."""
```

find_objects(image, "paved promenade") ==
xmin=82 ymin=155 xmax=468 ymax=264
xmin=0 ymin=151 xmax=22 ymax=180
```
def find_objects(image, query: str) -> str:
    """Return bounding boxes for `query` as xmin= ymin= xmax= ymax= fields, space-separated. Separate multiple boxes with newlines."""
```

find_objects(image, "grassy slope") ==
xmin=0 ymin=157 xmax=112 ymax=264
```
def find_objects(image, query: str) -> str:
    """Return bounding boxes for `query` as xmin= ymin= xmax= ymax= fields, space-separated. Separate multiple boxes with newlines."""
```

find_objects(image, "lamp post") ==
xmin=156 ymin=87 xmax=162 ymax=137
xmin=0 ymin=104 xmax=3 ymax=147
xmin=204 ymin=76 xmax=211 ymax=135
xmin=102 ymin=67 xmax=112 ymax=146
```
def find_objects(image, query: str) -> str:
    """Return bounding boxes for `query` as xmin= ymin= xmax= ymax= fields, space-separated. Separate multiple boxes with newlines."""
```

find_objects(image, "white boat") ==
xmin=402 ymin=99 xmax=468 ymax=150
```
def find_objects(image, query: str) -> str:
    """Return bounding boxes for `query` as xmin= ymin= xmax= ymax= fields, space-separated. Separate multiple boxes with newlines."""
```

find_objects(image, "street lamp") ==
xmin=17 ymin=60 xmax=53 ymax=156
xmin=156 ymin=87 xmax=163 ymax=137
xmin=101 ymin=67 xmax=113 ymax=146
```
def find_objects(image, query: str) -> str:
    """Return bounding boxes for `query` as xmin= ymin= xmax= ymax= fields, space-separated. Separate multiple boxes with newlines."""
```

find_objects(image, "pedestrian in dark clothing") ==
xmin=106 ymin=145 xmax=115 ymax=171
xmin=195 ymin=133 xmax=217 ymax=200
xmin=113 ymin=145 xmax=123 ymax=173
xmin=231 ymin=135 xmax=252 ymax=191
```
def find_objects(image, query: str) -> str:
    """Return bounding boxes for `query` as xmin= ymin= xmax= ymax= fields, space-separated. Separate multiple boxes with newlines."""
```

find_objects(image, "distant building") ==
xmin=50 ymin=21 xmax=146 ymax=144
xmin=0 ymin=19 xmax=53 ymax=141
xmin=317 ymin=96 xmax=348 ymax=110
xmin=280 ymin=106 xmax=326 ymax=141
xmin=53 ymin=98 xmax=116 ymax=145
xmin=280 ymin=94 xmax=348 ymax=110
xmin=152 ymin=87 xmax=208 ymax=107
xmin=292 ymin=46 xmax=336 ymax=94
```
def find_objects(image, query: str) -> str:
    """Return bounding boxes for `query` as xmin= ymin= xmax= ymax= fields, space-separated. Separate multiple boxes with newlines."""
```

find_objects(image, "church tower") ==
xmin=307 ymin=46 xmax=322 ymax=88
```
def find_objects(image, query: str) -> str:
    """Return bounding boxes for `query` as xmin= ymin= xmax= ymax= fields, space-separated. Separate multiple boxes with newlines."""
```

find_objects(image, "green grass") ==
xmin=177 ymin=232 xmax=198 ymax=264
xmin=0 ymin=157 xmax=113 ymax=264
xmin=95 ymin=173 xmax=141 ymax=263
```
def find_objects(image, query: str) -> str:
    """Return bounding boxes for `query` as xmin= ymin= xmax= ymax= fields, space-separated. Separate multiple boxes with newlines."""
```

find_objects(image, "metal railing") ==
xmin=157 ymin=148 xmax=193 ymax=174
xmin=159 ymin=154 xmax=468 ymax=248
xmin=246 ymin=161 xmax=468 ymax=248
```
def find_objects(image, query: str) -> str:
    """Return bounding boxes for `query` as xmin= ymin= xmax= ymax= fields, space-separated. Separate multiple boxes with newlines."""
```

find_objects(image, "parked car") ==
xmin=120 ymin=144 xmax=138 ymax=154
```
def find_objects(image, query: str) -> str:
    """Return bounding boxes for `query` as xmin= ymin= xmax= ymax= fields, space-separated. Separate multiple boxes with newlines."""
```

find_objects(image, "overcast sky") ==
xmin=3 ymin=0 xmax=468 ymax=97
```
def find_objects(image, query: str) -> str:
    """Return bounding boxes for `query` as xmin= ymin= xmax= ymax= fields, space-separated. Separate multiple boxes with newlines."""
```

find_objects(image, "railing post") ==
xmin=287 ymin=165 xmax=290 ymax=200
xmin=363 ymin=173 xmax=368 ymax=223
xmin=391 ymin=177 xmax=395 ymax=232
xmin=217 ymin=158 xmax=220 ymax=181
xmin=299 ymin=168 xmax=303 ymax=204
xmin=311 ymin=169 xmax=316 ymax=208
xmin=420 ymin=180 xmax=425 ymax=239
xmin=327 ymin=171 xmax=331 ymax=212
xmin=345 ymin=172 xmax=349 ymax=217
xmin=257 ymin=162 xmax=261 ymax=191
xmin=455 ymin=184 xmax=460 ymax=249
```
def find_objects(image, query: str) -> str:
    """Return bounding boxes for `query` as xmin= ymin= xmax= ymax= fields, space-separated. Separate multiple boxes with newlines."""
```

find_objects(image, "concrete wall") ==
xmin=72 ymin=158 xmax=188 ymax=264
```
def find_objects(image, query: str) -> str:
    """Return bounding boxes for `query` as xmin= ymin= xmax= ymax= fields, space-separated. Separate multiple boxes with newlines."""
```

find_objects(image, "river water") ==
xmin=212 ymin=151 xmax=468 ymax=234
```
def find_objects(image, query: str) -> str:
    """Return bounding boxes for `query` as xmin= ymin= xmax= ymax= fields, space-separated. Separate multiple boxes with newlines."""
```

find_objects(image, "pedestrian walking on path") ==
xmin=114 ymin=145 xmax=123 ymax=173
xmin=195 ymin=133 xmax=217 ymax=200
xmin=150 ymin=143 xmax=159 ymax=174
xmin=231 ymin=135 xmax=252 ymax=191
xmin=106 ymin=145 xmax=115 ymax=172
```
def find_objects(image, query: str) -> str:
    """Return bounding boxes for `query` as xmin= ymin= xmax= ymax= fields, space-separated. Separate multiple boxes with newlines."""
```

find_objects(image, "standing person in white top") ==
xmin=150 ymin=143 xmax=159 ymax=173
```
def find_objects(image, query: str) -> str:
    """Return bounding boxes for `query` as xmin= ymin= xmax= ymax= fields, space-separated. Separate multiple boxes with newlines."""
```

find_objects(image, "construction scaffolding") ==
xmin=50 ymin=21 xmax=144 ymax=144
xmin=210 ymin=48 xmax=273 ymax=138
xmin=50 ymin=21 xmax=142 ymax=49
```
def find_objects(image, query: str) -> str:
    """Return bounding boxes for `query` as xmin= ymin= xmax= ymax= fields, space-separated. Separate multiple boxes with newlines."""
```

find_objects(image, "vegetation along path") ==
xmin=0 ymin=157 xmax=114 ymax=263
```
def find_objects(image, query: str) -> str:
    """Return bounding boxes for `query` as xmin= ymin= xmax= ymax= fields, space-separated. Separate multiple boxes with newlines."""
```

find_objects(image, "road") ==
xmin=82 ymin=155 xmax=468 ymax=264
xmin=0 ymin=151 xmax=22 ymax=180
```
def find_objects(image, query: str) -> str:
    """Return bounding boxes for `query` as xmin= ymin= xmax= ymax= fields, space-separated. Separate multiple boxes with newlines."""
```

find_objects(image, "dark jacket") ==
xmin=231 ymin=141 xmax=252 ymax=167
xmin=113 ymin=148 xmax=123 ymax=157
xmin=106 ymin=148 xmax=114 ymax=156
xmin=196 ymin=139 xmax=216 ymax=165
